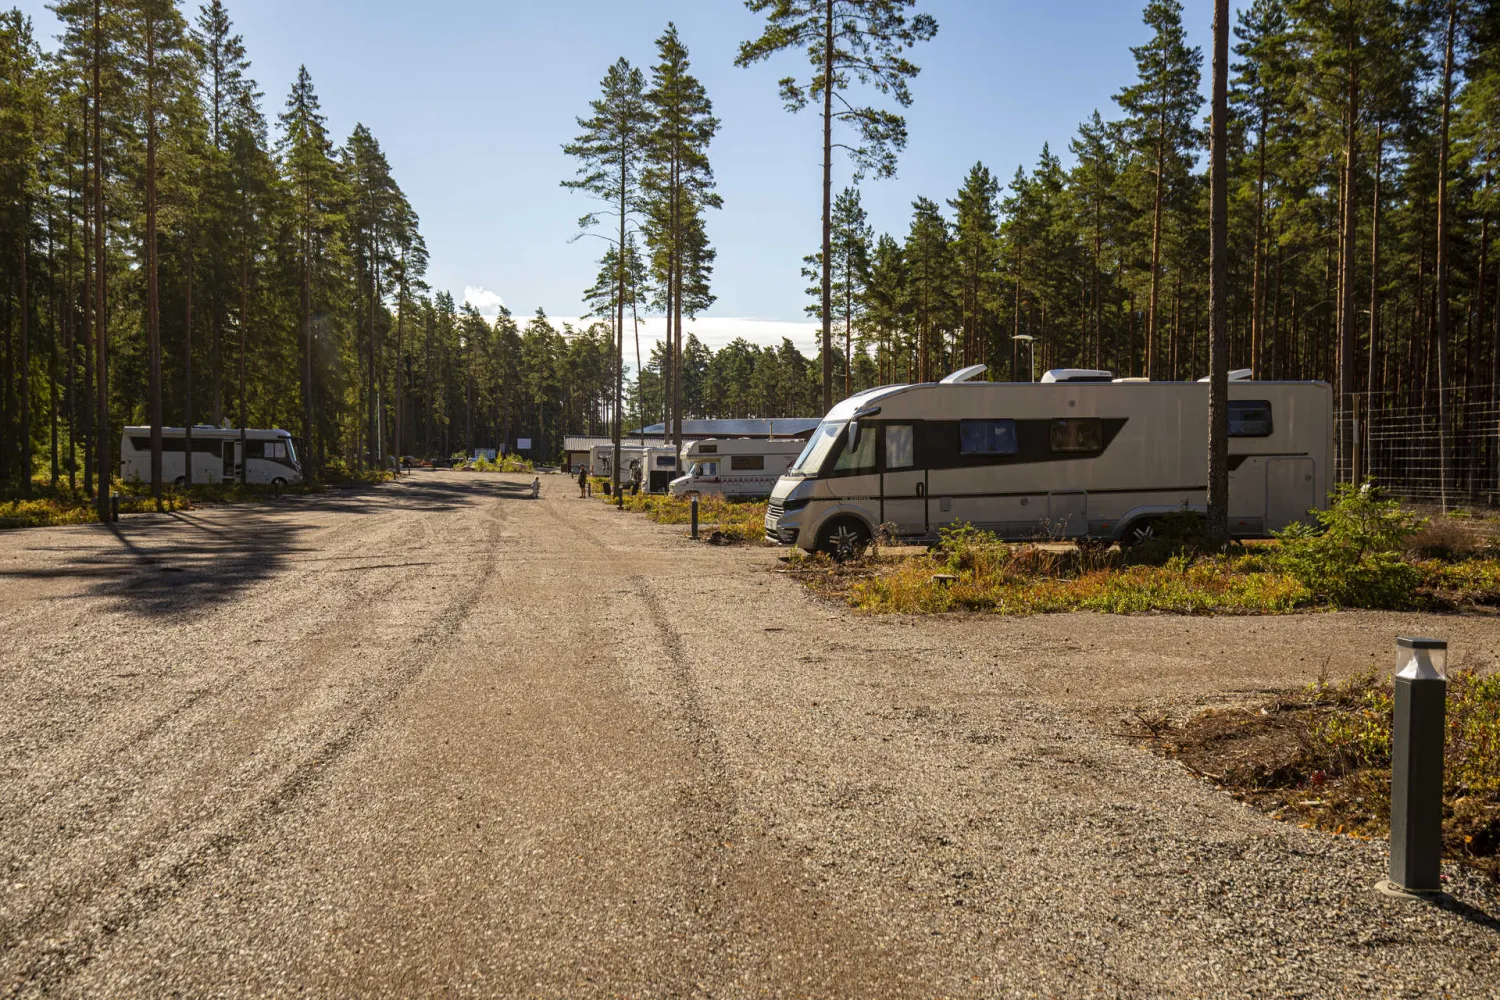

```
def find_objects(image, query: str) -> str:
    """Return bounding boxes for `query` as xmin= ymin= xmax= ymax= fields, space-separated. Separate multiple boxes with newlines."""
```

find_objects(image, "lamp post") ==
xmin=1013 ymin=334 xmax=1036 ymax=383
xmin=1378 ymin=636 xmax=1449 ymax=900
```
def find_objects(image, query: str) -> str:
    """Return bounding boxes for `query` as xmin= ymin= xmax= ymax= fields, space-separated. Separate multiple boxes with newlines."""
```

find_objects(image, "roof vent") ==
xmin=1196 ymin=369 xmax=1255 ymax=383
xmin=940 ymin=364 xmax=988 ymax=384
xmin=1041 ymin=369 xmax=1114 ymax=383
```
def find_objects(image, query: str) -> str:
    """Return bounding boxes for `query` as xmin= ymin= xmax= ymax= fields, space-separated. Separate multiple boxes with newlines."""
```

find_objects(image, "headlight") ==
xmin=781 ymin=497 xmax=811 ymax=513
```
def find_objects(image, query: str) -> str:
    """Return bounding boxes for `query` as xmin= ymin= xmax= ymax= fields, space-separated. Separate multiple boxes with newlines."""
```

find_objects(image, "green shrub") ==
xmin=1273 ymin=482 xmax=1425 ymax=608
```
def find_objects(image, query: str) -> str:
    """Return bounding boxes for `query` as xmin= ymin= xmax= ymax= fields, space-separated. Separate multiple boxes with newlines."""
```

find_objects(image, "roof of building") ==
xmin=627 ymin=418 xmax=822 ymax=438
xmin=563 ymin=435 xmax=665 ymax=452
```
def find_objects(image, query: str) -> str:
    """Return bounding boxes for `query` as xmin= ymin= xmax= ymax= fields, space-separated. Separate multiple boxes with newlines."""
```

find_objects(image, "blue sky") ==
xmin=19 ymin=0 xmax=1242 ymax=355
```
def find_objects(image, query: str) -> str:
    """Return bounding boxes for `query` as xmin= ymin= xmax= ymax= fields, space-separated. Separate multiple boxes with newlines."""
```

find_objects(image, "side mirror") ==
xmin=847 ymin=420 xmax=861 ymax=453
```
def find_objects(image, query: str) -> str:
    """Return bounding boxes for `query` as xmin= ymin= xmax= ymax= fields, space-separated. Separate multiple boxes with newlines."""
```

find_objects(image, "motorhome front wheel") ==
xmin=818 ymin=518 xmax=870 ymax=562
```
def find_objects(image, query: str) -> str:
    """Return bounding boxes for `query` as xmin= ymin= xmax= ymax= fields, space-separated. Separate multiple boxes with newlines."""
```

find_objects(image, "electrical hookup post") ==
xmin=1377 ymin=637 xmax=1449 ymax=901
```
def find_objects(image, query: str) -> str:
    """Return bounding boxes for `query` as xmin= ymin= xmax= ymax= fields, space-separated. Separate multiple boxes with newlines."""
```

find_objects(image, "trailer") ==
xmin=668 ymin=438 xmax=806 ymax=500
xmin=588 ymin=443 xmax=680 ymax=492
xmin=764 ymin=366 xmax=1333 ymax=558
xmin=119 ymin=426 xmax=303 ymax=486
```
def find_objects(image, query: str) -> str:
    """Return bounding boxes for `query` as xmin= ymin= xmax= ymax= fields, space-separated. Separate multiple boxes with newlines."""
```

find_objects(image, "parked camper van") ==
xmin=589 ymin=443 xmax=680 ymax=491
xmin=119 ymin=426 xmax=302 ymax=486
xmin=668 ymin=438 xmax=806 ymax=500
xmin=764 ymin=367 xmax=1333 ymax=558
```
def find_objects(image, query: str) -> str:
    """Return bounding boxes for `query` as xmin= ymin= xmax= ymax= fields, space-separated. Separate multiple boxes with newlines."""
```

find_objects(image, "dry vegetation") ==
xmin=1133 ymin=669 xmax=1500 ymax=877
xmin=591 ymin=483 xmax=768 ymax=544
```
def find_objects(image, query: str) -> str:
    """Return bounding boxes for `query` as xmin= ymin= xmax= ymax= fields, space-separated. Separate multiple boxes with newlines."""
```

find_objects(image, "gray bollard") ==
xmin=110 ymin=492 xmax=120 ymax=522
xmin=690 ymin=495 xmax=699 ymax=540
xmin=1378 ymin=636 xmax=1449 ymax=900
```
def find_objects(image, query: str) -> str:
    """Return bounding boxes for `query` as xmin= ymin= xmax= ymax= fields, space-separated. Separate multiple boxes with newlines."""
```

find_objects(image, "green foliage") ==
xmin=1273 ymin=483 xmax=1426 ymax=608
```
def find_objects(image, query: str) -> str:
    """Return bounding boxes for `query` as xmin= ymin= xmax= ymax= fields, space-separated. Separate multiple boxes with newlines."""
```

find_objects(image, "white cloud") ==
xmin=545 ymin=315 xmax=822 ymax=359
xmin=463 ymin=286 xmax=505 ymax=318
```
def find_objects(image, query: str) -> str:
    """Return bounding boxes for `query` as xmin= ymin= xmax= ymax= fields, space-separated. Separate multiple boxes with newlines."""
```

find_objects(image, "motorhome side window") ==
xmin=885 ymin=425 xmax=915 ymax=469
xmin=1049 ymin=418 xmax=1103 ymax=453
xmin=730 ymin=455 xmax=764 ymax=471
xmin=959 ymin=419 xmax=1018 ymax=456
xmin=1229 ymin=400 xmax=1273 ymax=437
xmin=831 ymin=426 xmax=877 ymax=474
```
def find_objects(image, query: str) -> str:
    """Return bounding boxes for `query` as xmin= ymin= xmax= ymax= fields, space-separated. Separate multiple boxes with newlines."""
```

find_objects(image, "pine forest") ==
xmin=2 ymin=0 xmax=1500 ymax=505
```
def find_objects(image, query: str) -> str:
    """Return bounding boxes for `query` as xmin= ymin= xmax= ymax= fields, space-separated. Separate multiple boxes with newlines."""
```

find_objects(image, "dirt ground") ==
xmin=1 ymin=469 xmax=1497 ymax=999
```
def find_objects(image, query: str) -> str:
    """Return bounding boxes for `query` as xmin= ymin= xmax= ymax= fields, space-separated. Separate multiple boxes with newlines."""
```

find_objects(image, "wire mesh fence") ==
xmin=1336 ymin=387 xmax=1500 ymax=510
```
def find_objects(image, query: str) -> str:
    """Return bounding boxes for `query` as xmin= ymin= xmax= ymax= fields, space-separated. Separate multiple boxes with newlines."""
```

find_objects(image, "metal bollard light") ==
xmin=690 ymin=495 xmax=699 ymax=540
xmin=1378 ymin=636 xmax=1449 ymax=900
xmin=110 ymin=492 xmax=120 ymax=522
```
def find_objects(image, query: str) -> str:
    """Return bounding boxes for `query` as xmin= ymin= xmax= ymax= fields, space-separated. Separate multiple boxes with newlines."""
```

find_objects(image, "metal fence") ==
xmin=1336 ymin=387 xmax=1500 ymax=510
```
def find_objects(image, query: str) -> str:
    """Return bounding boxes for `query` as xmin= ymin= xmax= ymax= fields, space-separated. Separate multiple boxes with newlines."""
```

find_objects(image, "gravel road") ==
xmin=1 ymin=469 xmax=1497 ymax=999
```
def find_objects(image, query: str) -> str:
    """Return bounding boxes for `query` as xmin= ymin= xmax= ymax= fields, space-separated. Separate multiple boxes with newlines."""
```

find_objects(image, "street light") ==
xmin=1013 ymin=334 xmax=1036 ymax=383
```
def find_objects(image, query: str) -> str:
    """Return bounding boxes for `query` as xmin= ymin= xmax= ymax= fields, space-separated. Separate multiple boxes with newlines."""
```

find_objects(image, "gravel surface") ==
xmin=0 ymin=469 xmax=1497 ymax=999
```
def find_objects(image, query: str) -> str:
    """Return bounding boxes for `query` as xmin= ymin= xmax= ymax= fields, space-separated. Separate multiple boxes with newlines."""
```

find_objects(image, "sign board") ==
xmin=473 ymin=448 xmax=497 ymax=461
xmin=516 ymin=438 xmax=532 ymax=451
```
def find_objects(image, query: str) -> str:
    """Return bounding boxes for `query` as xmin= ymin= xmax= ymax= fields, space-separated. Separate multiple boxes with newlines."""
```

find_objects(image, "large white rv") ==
xmin=119 ymin=426 xmax=303 ymax=486
xmin=668 ymin=438 xmax=807 ymax=500
xmin=764 ymin=368 xmax=1333 ymax=558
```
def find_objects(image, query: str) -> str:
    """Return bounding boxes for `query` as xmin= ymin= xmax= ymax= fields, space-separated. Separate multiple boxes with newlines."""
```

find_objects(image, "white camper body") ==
xmin=667 ymin=438 xmax=806 ymax=499
xmin=588 ymin=443 xmax=679 ymax=491
xmin=764 ymin=377 xmax=1333 ymax=556
xmin=119 ymin=426 xmax=303 ymax=486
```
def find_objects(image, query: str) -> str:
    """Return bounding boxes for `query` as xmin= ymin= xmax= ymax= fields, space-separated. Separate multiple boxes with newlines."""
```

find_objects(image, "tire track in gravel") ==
xmin=0 ymin=495 xmax=428 ymax=841
xmin=629 ymin=572 xmax=736 ymax=991
xmin=0 ymin=487 xmax=509 ymax=999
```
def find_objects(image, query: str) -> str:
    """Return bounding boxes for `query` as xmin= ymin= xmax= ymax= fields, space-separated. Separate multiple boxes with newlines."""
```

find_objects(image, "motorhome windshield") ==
xmin=788 ymin=420 xmax=845 ymax=476
xmin=688 ymin=461 xmax=717 ymax=477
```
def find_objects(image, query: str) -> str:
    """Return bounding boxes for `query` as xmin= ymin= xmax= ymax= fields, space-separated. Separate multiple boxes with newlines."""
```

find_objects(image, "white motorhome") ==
xmin=765 ymin=367 xmax=1333 ymax=558
xmin=119 ymin=426 xmax=303 ymax=486
xmin=589 ymin=443 xmax=679 ymax=491
xmin=668 ymin=438 xmax=807 ymax=500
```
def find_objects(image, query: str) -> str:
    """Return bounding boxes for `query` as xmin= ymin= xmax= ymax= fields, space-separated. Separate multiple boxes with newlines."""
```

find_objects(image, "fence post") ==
xmin=1378 ymin=636 xmax=1448 ymax=900
xmin=690 ymin=495 xmax=699 ymax=540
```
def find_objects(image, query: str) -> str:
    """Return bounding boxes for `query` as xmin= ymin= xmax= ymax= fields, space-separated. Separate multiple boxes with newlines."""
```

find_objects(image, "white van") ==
xmin=120 ymin=426 xmax=303 ymax=486
xmin=764 ymin=366 xmax=1333 ymax=558
xmin=668 ymin=438 xmax=806 ymax=500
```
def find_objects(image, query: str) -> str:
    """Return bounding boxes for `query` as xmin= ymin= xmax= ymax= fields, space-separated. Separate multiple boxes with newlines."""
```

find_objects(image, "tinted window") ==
xmin=1050 ymin=418 xmax=1103 ymax=453
xmin=885 ymin=425 xmax=915 ymax=470
xmin=1229 ymin=400 xmax=1273 ymax=437
xmin=959 ymin=420 xmax=1018 ymax=456
xmin=244 ymin=440 xmax=265 ymax=459
xmin=832 ymin=425 xmax=878 ymax=474
xmin=730 ymin=455 xmax=764 ymax=471
xmin=656 ymin=456 xmax=676 ymax=468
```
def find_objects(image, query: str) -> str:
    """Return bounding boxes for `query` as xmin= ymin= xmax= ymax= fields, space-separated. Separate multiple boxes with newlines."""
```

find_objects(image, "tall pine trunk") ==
xmin=1146 ymin=81 xmax=1166 ymax=382
xmin=146 ymin=20 xmax=163 ymax=508
xmin=93 ymin=0 xmax=108 ymax=520
xmin=1207 ymin=0 xmax=1230 ymax=549
xmin=185 ymin=230 xmax=194 ymax=486
xmin=1435 ymin=2 xmax=1456 ymax=511
xmin=819 ymin=0 xmax=834 ymax=411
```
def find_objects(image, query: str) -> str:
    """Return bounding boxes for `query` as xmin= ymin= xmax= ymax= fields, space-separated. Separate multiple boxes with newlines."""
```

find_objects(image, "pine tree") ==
xmin=949 ymin=165 xmax=1000 ymax=372
xmin=736 ymin=0 xmax=937 ymax=411
xmin=563 ymin=57 xmax=652 ymax=504
xmin=276 ymin=65 xmax=343 ymax=476
xmin=1115 ymin=0 xmax=1203 ymax=380
xmin=644 ymin=24 xmax=719 ymax=469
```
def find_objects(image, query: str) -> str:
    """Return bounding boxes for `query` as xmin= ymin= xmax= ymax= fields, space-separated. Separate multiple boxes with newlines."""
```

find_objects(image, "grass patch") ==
xmin=1136 ymin=669 xmax=1500 ymax=876
xmin=592 ymin=484 xmax=768 ymax=544
xmin=807 ymin=486 xmax=1500 ymax=616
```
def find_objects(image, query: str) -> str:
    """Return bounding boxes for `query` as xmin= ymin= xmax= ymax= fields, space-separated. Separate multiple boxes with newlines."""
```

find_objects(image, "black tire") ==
xmin=817 ymin=517 xmax=870 ymax=562
xmin=1119 ymin=518 xmax=1160 ymax=549
xmin=174 ymin=476 xmax=186 ymax=487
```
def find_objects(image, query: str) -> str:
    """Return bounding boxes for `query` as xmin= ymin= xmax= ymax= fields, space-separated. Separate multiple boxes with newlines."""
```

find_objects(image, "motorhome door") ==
xmin=222 ymin=440 xmax=238 ymax=483
xmin=880 ymin=422 xmax=927 ymax=538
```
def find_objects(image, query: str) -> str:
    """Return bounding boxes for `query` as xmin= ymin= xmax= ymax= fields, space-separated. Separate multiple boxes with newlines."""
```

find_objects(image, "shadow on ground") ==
xmin=0 ymin=474 xmax=537 ymax=618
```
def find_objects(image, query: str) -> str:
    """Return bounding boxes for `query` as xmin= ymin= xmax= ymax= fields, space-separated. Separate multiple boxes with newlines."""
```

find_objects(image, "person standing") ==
xmin=578 ymin=465 xmax=589 ymax=498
